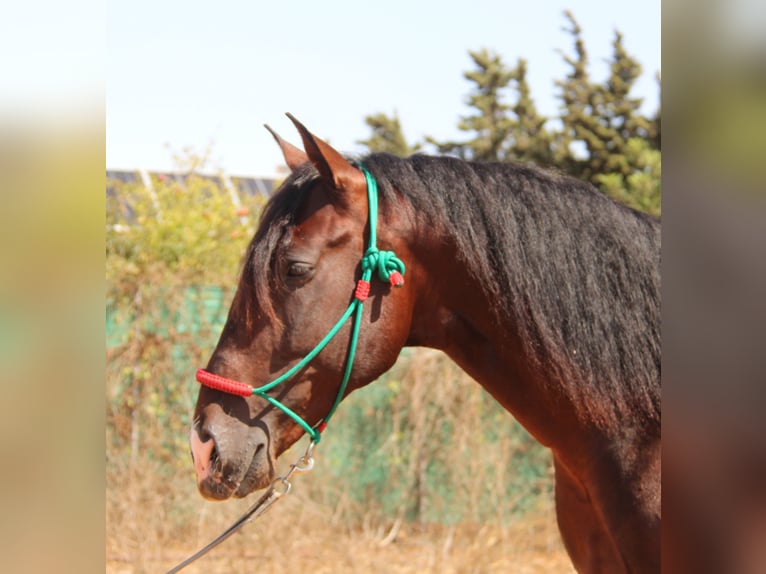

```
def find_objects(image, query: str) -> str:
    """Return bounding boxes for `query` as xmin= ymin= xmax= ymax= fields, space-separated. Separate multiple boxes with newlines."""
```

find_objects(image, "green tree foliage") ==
xmin=555 ymin=11 xmax=660 ymax=213
xmin=551 ymin=11 xmax=594 ymax=175
xmin=107 ymin=176 xmax=252 ymax=287
xmin=594 ymin=138 xmax=661 ymax=216
xmin=558 ymin=20 xmax=654 ymax=180
xmin=420 ymin=50 xmax=555 ymax=165
xmin=456 ymin=49 xmax=517 ymax=161
xmin=363 ymin=10 xmax=661 ymax=215
xmin=426 ymin=49 xmax=516 ymax=161
xmin=356 ymin=111 xmax=421 ymax=156
xmin=106 ymin=154 xmax=265 ymax=472
xmin=507 ymin=58 xmax=555 ymax=166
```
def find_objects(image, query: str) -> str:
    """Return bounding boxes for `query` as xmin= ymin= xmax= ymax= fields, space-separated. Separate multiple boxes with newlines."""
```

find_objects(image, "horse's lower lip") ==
xmin=197 ymin=477 xmax=237 ymax=501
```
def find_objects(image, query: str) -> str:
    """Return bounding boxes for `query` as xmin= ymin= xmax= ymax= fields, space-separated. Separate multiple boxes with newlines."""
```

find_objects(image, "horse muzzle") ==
xmin=190 ymin=409 xmax=274 ymax=500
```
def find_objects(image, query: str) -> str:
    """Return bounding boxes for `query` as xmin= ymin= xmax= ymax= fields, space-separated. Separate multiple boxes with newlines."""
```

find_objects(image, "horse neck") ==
xmin=402 ymin=220 xmax=592 ymax=455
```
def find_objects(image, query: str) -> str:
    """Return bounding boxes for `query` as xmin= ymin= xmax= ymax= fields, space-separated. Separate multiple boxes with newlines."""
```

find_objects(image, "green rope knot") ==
xmin=362 ymin=247 xmax=406 ymax=285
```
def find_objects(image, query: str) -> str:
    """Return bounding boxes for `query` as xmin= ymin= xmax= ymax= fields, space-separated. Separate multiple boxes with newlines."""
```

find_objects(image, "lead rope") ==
xmin=165 ymin=441 xmax=316 ymax=574
xmin=168 ymin=165 xmax=405 ymax=573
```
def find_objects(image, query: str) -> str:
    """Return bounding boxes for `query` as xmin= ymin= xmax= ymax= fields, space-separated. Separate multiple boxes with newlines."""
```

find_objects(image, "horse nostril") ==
xmin=210 ymin=443 xmax=221 ymax=473
xmin=190 ymin=424 xmax=218 ymax=480
xmin=199 ymin=426 xmax=223 ymax=472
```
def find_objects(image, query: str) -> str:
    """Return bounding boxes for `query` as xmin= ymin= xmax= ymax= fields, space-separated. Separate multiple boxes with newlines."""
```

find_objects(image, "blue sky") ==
xmin=107 ymin=0 xmax=660 ymax=176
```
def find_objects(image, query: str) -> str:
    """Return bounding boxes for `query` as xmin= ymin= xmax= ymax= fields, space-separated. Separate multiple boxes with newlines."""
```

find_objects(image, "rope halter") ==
xmin=196 ymin=165 xmax=405 ymax=444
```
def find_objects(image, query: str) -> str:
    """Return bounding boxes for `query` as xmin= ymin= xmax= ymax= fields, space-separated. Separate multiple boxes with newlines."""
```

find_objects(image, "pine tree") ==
xmin=359 ymin=10 xmax=661 ymax=215
xmin=427 ymin=49 xmax=515 ymax=161
xmin=460 ymin=49 xmax=516 ymax=161
xmin=599 ymin=30 xmax=654 ymax=177
xmin=554 ymin=10 xmax=603 ymax=180
xmin=554 ymin=11 xmax=660 ymax=215
xmin=507 ymin=58 xmax=554 ymax=166
xmin=357 ymin=112 xmax=420 ymax=157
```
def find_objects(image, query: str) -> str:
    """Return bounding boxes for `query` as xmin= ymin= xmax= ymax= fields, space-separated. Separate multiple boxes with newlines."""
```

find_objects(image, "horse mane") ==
xmin=364 ymin=153 xmax=660 ymax=427
xmin=243 ymin=153 xmax=661 ymax=428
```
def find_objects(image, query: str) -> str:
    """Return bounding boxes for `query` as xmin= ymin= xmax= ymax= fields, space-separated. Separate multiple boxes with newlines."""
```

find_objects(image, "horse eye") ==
xmin=286 ymin=262 xmax=313 ymax=278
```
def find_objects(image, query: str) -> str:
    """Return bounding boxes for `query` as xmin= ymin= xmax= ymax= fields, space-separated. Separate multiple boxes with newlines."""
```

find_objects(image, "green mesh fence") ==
xmin=106 ymin=285 xmax=553 ymax=526
xmin=319 ymin=353 xmax=553 ymax=525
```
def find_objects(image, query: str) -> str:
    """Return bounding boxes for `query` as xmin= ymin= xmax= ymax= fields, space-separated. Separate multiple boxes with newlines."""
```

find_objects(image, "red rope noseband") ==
xmin=196 ymin=369 xmax=253 ymax=397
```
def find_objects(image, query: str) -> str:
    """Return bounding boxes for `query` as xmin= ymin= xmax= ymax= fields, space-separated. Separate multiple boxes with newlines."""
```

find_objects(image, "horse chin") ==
xmin=197 ymin=479 xmax=236 ymax=501
xmin=196 ymin=459 xmax=273 ymax=501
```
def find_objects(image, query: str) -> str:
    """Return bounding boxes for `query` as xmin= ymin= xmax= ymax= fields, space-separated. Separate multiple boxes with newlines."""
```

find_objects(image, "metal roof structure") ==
xmin=106 ymin=169 xmax=279 ymax=224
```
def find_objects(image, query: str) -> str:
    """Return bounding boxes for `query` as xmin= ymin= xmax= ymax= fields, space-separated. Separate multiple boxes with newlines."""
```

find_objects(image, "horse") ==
xmin=189 ymin=114 xmax=661 ymax=573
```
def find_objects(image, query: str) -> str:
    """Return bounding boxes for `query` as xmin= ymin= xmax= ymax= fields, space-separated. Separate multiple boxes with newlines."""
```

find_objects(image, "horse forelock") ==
xmin=235 ymin=163 xmax=321 ymax=328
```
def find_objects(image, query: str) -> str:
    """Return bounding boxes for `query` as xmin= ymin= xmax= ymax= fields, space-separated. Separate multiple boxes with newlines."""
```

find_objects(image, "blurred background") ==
xmin=104 ymin=3 xmax=660 ymax=571
xmin=2 ymin=0 xmax=765 ymax=572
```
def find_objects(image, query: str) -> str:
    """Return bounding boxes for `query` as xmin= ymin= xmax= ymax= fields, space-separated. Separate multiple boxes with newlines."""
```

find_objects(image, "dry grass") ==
xmin=107 ymin=347 xmax=574 ymax=573
xmin=107 ymin=466 xmax=574 ymax=574
xmin=107 ymin=312 xmax=574 ymax=573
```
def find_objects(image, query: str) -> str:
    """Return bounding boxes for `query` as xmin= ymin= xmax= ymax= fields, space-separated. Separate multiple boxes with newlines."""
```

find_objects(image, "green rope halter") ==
xmin=196 ymin=165 xmax=405 ymax=444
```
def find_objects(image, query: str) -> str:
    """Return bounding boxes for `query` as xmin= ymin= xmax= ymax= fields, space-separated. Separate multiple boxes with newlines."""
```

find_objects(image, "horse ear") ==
xmin=264 ymin=124 xmax=308 ymax=171
xmin=286 ymin=113 xmax=365 ymax=197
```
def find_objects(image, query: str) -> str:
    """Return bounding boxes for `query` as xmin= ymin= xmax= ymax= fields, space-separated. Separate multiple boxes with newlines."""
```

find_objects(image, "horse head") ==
xmin=190 ymin=115 xmax=416 ymax=500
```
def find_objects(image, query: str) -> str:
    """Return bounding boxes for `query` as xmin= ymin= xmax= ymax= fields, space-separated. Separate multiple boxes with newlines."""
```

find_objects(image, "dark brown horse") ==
xmin=190 ymin=115 xmax=660 ymax=573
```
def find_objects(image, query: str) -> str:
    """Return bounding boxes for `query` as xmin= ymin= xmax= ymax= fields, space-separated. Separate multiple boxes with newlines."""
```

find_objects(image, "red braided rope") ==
xmin=388 ymin=271 xmax=404 ymax=287
xmin=196 ymin=368 xmax=253 ymax=397
xmin=354 ymin=279 xmax=371 ymax=301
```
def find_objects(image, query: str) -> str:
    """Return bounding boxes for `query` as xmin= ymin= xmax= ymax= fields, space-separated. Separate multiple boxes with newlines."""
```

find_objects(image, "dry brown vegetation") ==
xmin=106 ymin=350 xmax=574 ymax=574
xmin=107 ymin=467 xmax=573 ymax=574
